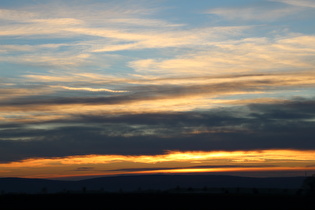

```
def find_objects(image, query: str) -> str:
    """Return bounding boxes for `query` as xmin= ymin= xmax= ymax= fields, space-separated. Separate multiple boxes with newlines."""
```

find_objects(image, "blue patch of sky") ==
xmin=152 ymin=0 xmax=314 ymax=41
xmin=170 ymin=0 xmax=315 ymax=35
xmin=0 ymin=0 xmax=40 ymax=8
xmin=287 ymin=18 xmax=315 ymax=34
xmin=1 ymin=0 xmax=314 ymax=78
xmin=0 ymin=36 xmax=89 ymax=46
xmin=148 ymin=1 xmax=233 ymax=27
xmin=0 ymin=62 xmax=52 ymax=78
xmin=214 ymin=87 xmax=315 ymax=101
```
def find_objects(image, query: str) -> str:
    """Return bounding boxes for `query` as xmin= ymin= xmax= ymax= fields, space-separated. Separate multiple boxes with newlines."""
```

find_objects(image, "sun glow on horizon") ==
xmin=1 ymin=149 xmax=315 ymax=179
xmin=1 ymin=0 xmax=315 ymax=180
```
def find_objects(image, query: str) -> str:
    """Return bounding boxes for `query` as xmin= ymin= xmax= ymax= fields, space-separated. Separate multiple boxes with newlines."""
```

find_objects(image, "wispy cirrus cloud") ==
xmin=0 ymin=98 xmax=315 ymax=164
xmin=273 ymin=0 xmax=315 ymax=8
xmin=4 ymin=72 xmax=315 ymax=106
xmin=1 ymin=0 xmax=315 ymax=179
xmin=0 ymin=2 xmax=249 ymax=70
xmin=87 ymin=26 xmax=249 ymax=53
xmin=206 ymin=0 xmax=315 ymax=24
xmin=0 ymin=71 xmax=314 ymax=126
xmin=130 ymin=35 xmax=315 ymax=76
xmin=207 ymin=6 xmax=297 ymax=21
xmin=1 ymin=149 xmax=314 ymax=178
xmin=52 ymin=86 xmax=128 ymax=93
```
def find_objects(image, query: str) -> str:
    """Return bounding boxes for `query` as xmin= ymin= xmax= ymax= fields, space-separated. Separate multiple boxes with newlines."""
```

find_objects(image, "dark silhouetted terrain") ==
xmin=0 ymin=192 xmax=314 ymax=210
xmin=0 ymin=174 xmax=306 ymax=193
xmin=0 ymin=175 xmax=314 ymax=210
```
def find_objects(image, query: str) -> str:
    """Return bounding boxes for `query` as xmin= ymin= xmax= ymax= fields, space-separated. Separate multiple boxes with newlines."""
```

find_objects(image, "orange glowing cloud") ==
xmin=1 ymin=149 xmax=315 ymax=179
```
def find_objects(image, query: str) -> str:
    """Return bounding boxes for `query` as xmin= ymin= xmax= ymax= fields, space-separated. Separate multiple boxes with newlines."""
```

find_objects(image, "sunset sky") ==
xmin=0 ymin=0 xmax=315 ymax=179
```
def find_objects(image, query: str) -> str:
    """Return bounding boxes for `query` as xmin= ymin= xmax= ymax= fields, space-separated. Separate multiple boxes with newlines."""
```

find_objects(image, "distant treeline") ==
xmin=0 ymin=193 xmax=314 ymax=210
xmin=1 ymin=174 xmax=314 ymax=210
xmin=0 ymin=174 xmax=311 ymax=194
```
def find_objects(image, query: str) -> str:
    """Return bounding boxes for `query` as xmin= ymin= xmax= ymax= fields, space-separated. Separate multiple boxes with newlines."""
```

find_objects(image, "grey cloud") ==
xmin=207 ymin=1 xmax=300 ymax=21
xmin=75 ymin=167 xmax=95 ymax=171
xmin=110 ymin=164 xmax=279 ymax=172
xmin=249 ymin=99 xmax=315 ymax=120
xmin=1 ymin=127 xmax=314 ymax=163
xmin=0 ymin=98 xmax=314 ymax=162
xmin=0 ymin=75 xmax=305 ymax=108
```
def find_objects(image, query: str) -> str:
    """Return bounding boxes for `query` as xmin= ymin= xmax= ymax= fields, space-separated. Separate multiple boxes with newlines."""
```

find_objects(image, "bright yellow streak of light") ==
xmin=0 ymin=149 xmax=315 ymax=178
xmin=1 ymin=149 xmax=315 ymax=167
xmin=132 ymin=166 xmax=315 ymax=175
xmin=52 ymin=85 xmax=128 ymax=93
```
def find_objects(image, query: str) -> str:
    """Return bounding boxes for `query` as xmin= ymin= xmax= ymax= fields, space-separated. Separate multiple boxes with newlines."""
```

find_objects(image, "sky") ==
xmin=0 ymin=0 xmax=315 ymax=179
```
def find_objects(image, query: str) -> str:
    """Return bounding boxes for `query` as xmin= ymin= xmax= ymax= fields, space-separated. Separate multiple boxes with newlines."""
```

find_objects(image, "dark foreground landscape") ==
xmin=1 ymin=192 xmax=314 ymax=210
xmin=0 ymin=174 xmax=314 ymax=210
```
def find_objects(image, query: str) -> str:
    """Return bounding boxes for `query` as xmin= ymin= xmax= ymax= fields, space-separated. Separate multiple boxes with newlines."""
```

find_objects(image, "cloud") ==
xmin=0 ymin=8 xmax=36 ymax=22
xmin=107 ymin=18 xmax=184 ymax=27
xmin=0 ymin=71 xmax=314 ymax=126
xmin=130 ymin=35 xmax=315 ymax=75
xmin=75 ymin=167 xmax=95 ymax=171
xmin=2 ymin=72 xmax=314 ymax=107
xmin=273 ymin=0 xmax=315 ymax=8
xmin=52 ymin=86 xmax=128 ymax=93
xmin=0 ymin=98 xmax=314 ymax=162
xmin=0 ymin=0 xmax=313 ymax=74
xmin=1 ymin=149 xmax=314 ymax=178
xmin=207 ymin=1 xmax=302 ymax=21
xmin=88 ymin=26 xmax=249 ymax=53
xmin=0 ymin=3 xmax=247 ymax=72
xmin=24 ymin=72 xmax=133 ymax=84
xmin=110 ymin=164 xmax=279 ymax=172
xmin=0 ymin=0 xmax=314 ymax=170
xmin=0 ymin=86 xmax=53 ymax=100
xmin=0 ymin=17 xmax=80 ymax=37
xmin=2 ymin=1 xmax=311 ymax=75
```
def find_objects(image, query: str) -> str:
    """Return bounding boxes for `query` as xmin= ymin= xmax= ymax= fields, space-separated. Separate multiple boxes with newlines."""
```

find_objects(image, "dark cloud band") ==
xmin=0 ymin=98 xmax=314 ymax=163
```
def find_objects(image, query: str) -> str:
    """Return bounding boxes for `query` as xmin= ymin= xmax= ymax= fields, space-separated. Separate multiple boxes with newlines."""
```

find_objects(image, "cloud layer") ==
xmin=0 ymin=98 xmax=314 ymax=163
xmin=0 ymin=0 xmax=314 ymax=178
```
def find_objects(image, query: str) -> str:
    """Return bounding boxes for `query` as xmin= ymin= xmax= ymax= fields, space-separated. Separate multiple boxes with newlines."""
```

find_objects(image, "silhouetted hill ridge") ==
xmin=0 ymin=175 xmax=306 ymax=194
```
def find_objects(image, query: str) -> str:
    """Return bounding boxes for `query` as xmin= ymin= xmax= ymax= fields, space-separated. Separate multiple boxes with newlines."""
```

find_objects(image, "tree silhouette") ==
xmin=82 ymin=186 xmax=87 ymax=193
xmin=303 ymin=174 xmax=315 ymax=194
xmin=252 ymin=188 xmax=258 ymax=194
xmin=41 ymin=187 xmax=47 ymax=194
